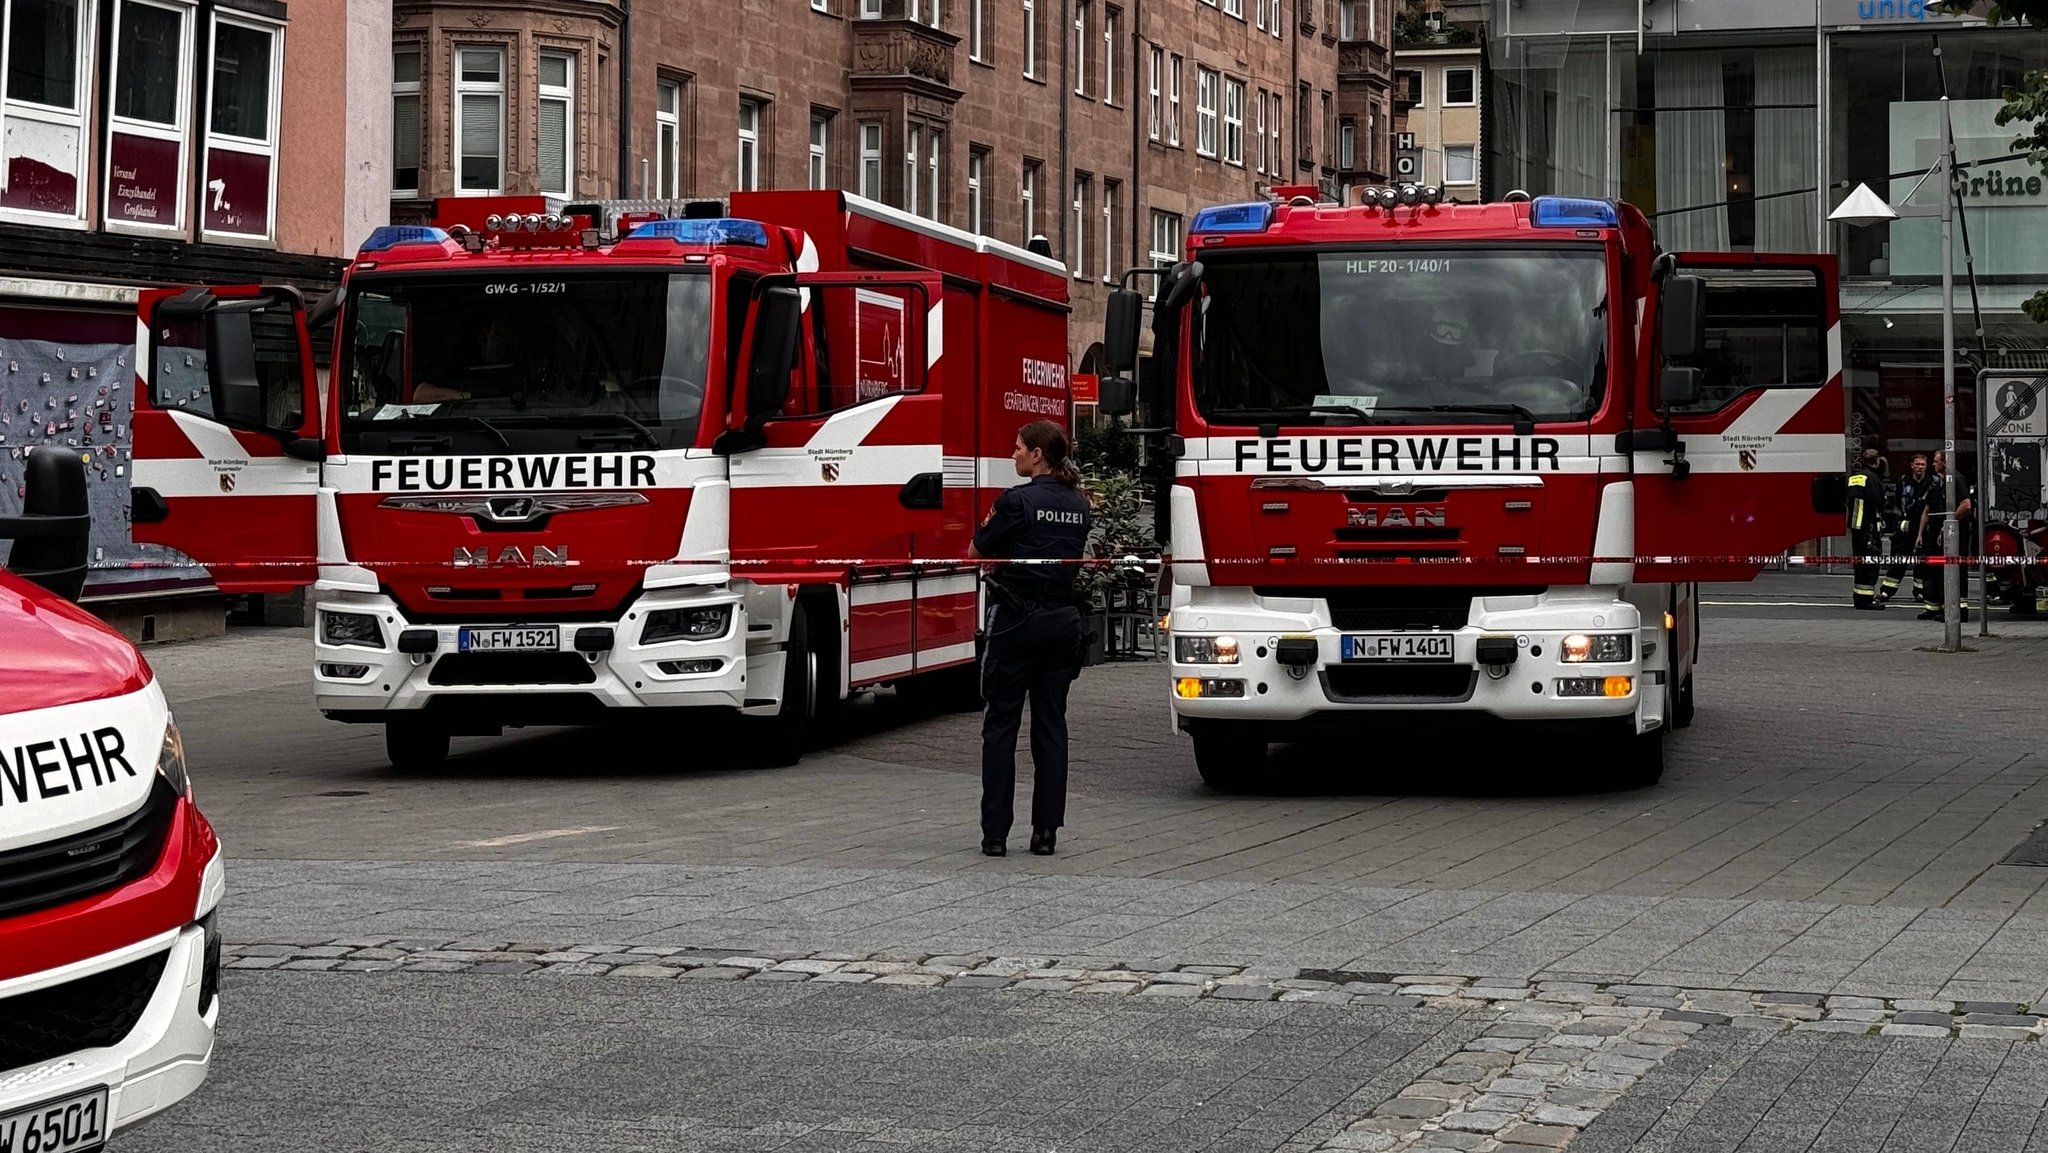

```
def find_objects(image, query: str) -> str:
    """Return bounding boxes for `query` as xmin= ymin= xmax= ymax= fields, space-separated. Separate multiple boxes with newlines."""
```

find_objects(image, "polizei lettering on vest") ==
xmin=369 ymin=455 xmax=659 ymax=493
xmin=1230 ymin=436 xmax=1562 ymax=473
xmin=0 ymin=726 xmax=137 ymax=807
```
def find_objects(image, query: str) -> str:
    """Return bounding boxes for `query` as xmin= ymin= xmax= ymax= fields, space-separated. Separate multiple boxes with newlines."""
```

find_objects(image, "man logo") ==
xmin=1739 ymin=449 xmax=1757 ymax=472
xmin=485 ymin=496 xmax=537 ymax=523
xmin=821 ymin=462 xmax=840 ymax=482
xmin=218 ymin=472 xmax=236 ymax=493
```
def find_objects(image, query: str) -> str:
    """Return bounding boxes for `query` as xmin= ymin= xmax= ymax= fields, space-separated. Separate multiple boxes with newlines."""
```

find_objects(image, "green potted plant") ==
xmin=1073 ymin=416 xmax=1158 ymax=663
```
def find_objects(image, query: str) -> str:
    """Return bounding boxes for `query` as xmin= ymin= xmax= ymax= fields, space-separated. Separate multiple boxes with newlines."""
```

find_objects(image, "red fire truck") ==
xmin=1 ymin=448 xmax=223 ymax=1149
xmin=1097 ymin=185 xmax=1847 ymax=789
xmin=124 ymin=191 xmax=1070 ymax=769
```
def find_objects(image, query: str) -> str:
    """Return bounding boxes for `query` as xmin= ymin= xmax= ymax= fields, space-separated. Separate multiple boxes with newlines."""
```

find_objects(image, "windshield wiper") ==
xmin=386 ymin=413 xmax=512 ymax=449
xmin=1210 ymin=404 xmax=1376 ymax=424
xmin=497 ymin=412 xmax=662 ymax=449
xmin=1373 ymin=404 xmax=1539 ymax=433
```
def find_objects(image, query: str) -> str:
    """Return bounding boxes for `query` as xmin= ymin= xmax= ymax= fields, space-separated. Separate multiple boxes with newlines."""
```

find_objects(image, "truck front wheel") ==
xmin=386 ymin=718 xmax=450 ymax=771
xmin=747 ymin=603 xmax=813 ymax=768
xmin=1610 ymin=722 xmax=1665 ymax=789
xmin=1188 ymin=722 xmax=1267 ymax=792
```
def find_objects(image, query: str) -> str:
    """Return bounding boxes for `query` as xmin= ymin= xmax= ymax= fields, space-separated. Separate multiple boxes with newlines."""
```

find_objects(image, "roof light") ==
xmin=623 ymin=217 xmax=770 ymax=247
xmin=1421 ymin=185 xmax=1444 ymax=205
xmin=1530 ymin=196 xmax=1618 ymax=228
xmin=1189 ymin=201 xmax=1274 ymax=234
xmin=358 ymin=225 xmax=450 ymax=253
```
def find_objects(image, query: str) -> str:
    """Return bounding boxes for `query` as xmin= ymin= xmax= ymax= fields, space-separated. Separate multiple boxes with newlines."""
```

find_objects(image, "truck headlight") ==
xmin=322 ymin=610 xmax=382 ymax=648
xmin=1559 ymin=633 xmax=1632 ymax=663
xmin=643 ymin=604 xmax=733 ymax=643
xmin=1175 ymin=635 xmax=1240 ymax=664
xmin=159 ymin=715 xmax=191 ymax=798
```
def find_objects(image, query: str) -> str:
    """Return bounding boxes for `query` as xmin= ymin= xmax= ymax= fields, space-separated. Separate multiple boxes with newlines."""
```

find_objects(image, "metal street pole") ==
xmin=1939 ymin=94 xmax=1961 ymax=652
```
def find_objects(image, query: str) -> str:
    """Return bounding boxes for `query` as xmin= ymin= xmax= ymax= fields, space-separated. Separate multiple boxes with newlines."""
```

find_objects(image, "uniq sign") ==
xmin=1820 ymin=0 xmax=1984 ymax=23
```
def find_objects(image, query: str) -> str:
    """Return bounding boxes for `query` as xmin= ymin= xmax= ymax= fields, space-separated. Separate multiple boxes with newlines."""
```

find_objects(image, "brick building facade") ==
xmin=1335 ymin=0 xmax=1396 ymax=189
xmin=387 ymin=0 xmax=1341 ymax=373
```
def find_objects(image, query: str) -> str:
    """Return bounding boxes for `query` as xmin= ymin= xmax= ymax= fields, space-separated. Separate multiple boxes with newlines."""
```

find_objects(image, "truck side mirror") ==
xmin=1098 ymin=376 xmax=1136 ymax=418
xmin=745 ymin=285 xmax=803 ymax=426
xmin=1661 ymin=273 xmax=1707 ymax=362
xmin=1103 ymin=288 xmax=1143 ymax=375
xmin=0 ymin=447 xmax=91 ymax=602
xmin=205 ymin=307 xmax=269 ymax=429
xmin=1659 ymin=366 xmax=1702 ymax=409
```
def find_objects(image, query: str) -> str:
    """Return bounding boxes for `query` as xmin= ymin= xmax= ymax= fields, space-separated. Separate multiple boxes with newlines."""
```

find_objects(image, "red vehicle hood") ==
xmin=0 ymin=571 xmax=152 ymax=715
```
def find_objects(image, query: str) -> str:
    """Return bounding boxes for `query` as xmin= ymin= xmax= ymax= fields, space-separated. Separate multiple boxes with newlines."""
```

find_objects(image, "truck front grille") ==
xmin=427 ymin=653 xmax=599 ymax=686
xmin=0 ymin=949 xmax=168 ymax=1071
xmin=1321 ymin=666 xmax=1477 ymax=702
xmin=0 ymin=778 xmax=176 ymax=920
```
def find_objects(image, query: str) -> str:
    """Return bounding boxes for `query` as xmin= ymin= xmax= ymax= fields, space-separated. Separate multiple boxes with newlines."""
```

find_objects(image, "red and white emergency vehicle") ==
xmin=124 ymin=190 xmax=1070 ymax=769
xmin=0 ymin=448 xmax=223 ymax=1150
xmin=1097 ymin=186 xmax=1847 ymax=788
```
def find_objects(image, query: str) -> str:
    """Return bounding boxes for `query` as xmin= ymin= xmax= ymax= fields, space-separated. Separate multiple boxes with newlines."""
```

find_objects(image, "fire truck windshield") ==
xmin=1191 ymin=247 xmax=1610 ymax=427
xmin=336 ymin=270 xmax=712 ymax=451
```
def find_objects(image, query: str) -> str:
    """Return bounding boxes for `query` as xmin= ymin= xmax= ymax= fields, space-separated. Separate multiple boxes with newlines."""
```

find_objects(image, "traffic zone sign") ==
xmin=1983 ymin=370 xmax=2047 ymax=438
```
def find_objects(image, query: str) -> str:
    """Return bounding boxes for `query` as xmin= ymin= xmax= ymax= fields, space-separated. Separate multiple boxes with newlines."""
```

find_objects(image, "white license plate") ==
xmin=1341 ymin=633 xmax=1455 ymax=662
xmin=458 ymin=626 xmax=559 ymax=653
xmin=0 ymin=1086 xmax=110 ymax=1153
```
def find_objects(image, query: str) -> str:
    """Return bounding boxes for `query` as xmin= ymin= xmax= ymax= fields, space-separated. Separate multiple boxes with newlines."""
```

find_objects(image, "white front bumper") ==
xmin=1168 ymin=590 xmax=1657 ymax=727
xmin=310 ymin=584 xmax=757 ymax=715
xmin=0 ymin=923 xmax=217 ymax=1139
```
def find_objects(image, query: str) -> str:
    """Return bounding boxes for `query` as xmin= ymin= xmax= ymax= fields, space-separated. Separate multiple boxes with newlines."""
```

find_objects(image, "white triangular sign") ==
xmin=1829 ymin=183 xmax=1898 ymax=224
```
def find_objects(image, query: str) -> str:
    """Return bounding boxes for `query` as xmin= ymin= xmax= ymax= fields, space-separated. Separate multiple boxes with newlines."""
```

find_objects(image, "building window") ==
xmin=1255 ymin=87 xmax=1267 ymax=172
xmin=809 ymin=113 xmax=829 ymax=189
xmin=859 ymin=121 xmax=882 ymax=197
xmin=1070 ymin=172 xmax=1088 ymax=278
xmin=860 ymin=0 xmax=880 ymax=15
xmin=105 ymin=0 xmax=193 ymax=232
xmin=1396 ymin=68 xmax=1422 ymax=106
xmin=1101 ymin=178 xmax=1117 ymax=283
xmin=537 ymin=50 xmax=574 ymax=197
xmin=967 ymin=146 xmax=986 ymax=234
xmin=656 ymin=79 xmax=681 ymax=197
xmin=1073 ymin=1 xmax=1087 ymax=96
xmin=1149 ymin=209 xmax=1179 ymax=268
xmin=1196 ymin=67 xmax=1217 ymax=157
xmin=1223 ymin=0 xmax=1242 ymax=17
xmin=202 ymin=11 xmax=282 ymax=242
xmin=1021 ymin=159 xmax=1038 ymax=244
xmin=1147 ymin=45 xmax=1161 ymax=140
xmin=737 ymin=97 xmax=761 ymax=191
xmin=1444 ymin=68 xmax=1475 ymax=107
xmin=390 ymin=44 xmax=419 ymax=196
xmin=905 ymin=123 xmax=928 ymax=215
xmin=813 ymin=0 xmax=830 ymax=10
xmin=923 ymin=0 xmax=940 ymax=25
xmin=1269 ymin=90 xmax=1283 ymax=170
xmin=1322 ymin=90 xmax=1334 ymax=167
xmin=1444 ymin=144 xmax=1475 ymax=185
xmin=1223 ymin=77 xmax=1244 ymax=166
xmin=1103 ymin=7 xmax=1118 ymax=103
xmin=970 ymin=0 xmax=985 ymax=60
xmin=452 ymin=45 xmax=504 ymax=195
xmin=1168 ymin=54 xmax=1181 ymax=146
xmin=1339 ymin=0 xmax=1361 ymax=38
xmin=926 ymin=130 xmax=941 ymax=221
xmin=1022 ymin=0 xmax=1036 ymax=78
xmin=1339 ymin=117 xmax=1355 ymax=170
xmin=1271 ymin=0 xmax=1283 ymax=37
xmin=0 ymin=0 xmax=94 ymax=222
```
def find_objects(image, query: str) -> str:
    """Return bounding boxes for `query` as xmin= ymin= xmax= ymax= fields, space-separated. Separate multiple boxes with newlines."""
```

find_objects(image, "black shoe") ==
xmin=1919 ymin=609 xmax=1941 ymax=620
xmin=1030 ymin=827 xmax=1056 ymax=855
xmin=982 ymin=838 xmax=1005 ymax=856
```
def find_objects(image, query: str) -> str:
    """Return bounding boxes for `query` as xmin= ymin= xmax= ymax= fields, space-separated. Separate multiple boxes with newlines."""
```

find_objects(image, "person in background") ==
xmin=1882 ymin=453 xmax=1934 ymax=608
xmin=1846 ymin=451 xmax=1887 ymax=610
xmin=1920 ymin=450 xmax=1976 ymax=621
xmin=968 ymin=420 xmax=1094 ymax=857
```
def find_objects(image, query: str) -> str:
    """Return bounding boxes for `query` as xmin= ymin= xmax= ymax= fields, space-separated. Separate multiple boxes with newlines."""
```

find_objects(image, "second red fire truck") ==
xmin=124 ymin=191 xmax=1071 ymax=769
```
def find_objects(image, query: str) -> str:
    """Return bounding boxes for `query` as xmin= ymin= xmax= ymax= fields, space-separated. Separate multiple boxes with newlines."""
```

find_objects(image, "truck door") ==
xmin=129 ymin=285 xmax=323 ymax=592
xmin=724 ymin=271 xmax=947 ymax=565
xmin=1633 ymin=253 xmax=1845 ymax=583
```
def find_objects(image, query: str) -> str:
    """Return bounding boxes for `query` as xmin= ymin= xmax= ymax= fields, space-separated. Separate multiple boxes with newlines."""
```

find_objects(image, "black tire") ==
xmin=749 ymin=603 xmax=813 ymax=767
xmin=1611 ymin=722 xmax=1665 ymax=789
xmin=385 ymin=718 xmax=450 ymax=771
xmin=1189 ymin=723 xmax=1267 ymax=792
xmin=1673 ymin=672 xmax=1695 ymax=729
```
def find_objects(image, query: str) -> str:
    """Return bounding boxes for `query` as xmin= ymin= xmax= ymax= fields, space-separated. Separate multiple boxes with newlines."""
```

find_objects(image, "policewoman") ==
xmin=969 ymin=420 xmax=1094 ymax=857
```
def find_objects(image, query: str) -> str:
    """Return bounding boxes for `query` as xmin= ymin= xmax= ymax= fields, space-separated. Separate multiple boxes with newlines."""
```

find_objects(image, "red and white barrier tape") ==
xmin=77 ymin=553 xmax=2042 ymax=571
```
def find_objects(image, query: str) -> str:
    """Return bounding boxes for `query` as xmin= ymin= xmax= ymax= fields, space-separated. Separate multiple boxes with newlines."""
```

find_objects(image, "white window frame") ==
xmin=812 ymin=0 xmax=830 ymax=10
xmin=1100 ymin=179 xmax=1116 ymax=284
xmin=537 ymin=49 xmax=574 ymax=197
xmin=859 ymin=121 xmax=882 ymax=197
xmin=926 ymin=130 xmax=940 ymax=220
xmin=390 ymin=42 xmax=420 ymax=199
xmin=905 ymin=122 xmax=920 ymax=214
xmin=1022 ymin=0 xmax=1036 ymax=78
xmin=1255 ymin=87 xmax=1266 ymax=173
xmin=1223 ymin=76 xmax=1244 ymax=166
xmin=1146 ymin=45 xmax=1161 ymax=140
xmin=1070 ymin=172 xmax=1087 ymax=279
xmin=1102 ymin=7 xmax=1116 ymax=104
xmin=737 ymin=96 xmax=761 ymax=191
xmin=1195 ymin=66 xmax=1217 ymax=158
xmin=1443 ymin=67 xmax=1476 ymax=108
xmin=1168 ymin=54 xmax=1181 ymax=147
xmin=1339 ymin=0 xmax=1356 ymax=38
xmin=860 ymin=0 xmax=881 ymax=16
xmin=656 ymin=79 xmax=681 ymax=197
xmin=970 ymin=0 xmax=986 ymax=60
xmin=1021 ymin=160 xmax=1037 ymax=244
xmin=1269 ymin=90 xmax=1282 ymax=169
xmin=924 ymin=0 xmax=940 ymax=25
xmin=1072 ymin=1 xmax=1087 ymax=96
xmin=1223 ymin=0 xmax=1242 ymax=18
xmin=1148 ymin=209 xmax=1179 ymax=269
xmin=967 ymin=147 xmax=984 ymax=234
xmin=199 ymin=9 xmax=284 ymax=244
xmin=1444 ymin=144 xmax=1476 ymax=186
xmin=104 ymin=0 xmax=195 ymax=235
xmin=1339 ymin=118 xmax=1354 ymax=169
xmin=1272 ymin=0 xmax=1283 ymax=36
xmin=450 ymin=43 xmax=505 ymax=197
xmin=0 ymin=0 xmax=100 ymax=227
xmin=809 ymin=113 xmax=829 ymax=190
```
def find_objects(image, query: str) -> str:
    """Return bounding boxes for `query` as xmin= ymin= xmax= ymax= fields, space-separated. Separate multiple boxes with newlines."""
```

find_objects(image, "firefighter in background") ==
xmin=1881 ymin=452 xmax=1935 ymax=607
xmin=1918 ymin=449 xmax=1977 ymax=621
xmin=968 ymin=420 xmax=1094 ymax=858
xmin=1846 ymin=452 xmax=1886 ymax=609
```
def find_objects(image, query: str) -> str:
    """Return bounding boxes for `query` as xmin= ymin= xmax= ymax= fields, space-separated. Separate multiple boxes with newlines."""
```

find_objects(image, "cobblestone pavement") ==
xmin=119 ymin=579 xmax=2048 ymax=1149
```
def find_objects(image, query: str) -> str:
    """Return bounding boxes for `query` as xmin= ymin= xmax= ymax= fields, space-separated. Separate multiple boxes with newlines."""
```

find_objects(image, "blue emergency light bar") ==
xmin=359 ymin=225 xmax=451 ymax=253
xmin=1529 ymin=196 xmax=1619 ymax=228
xmin=1189 ymin=201 xmax=1274 ymax=234
xmin=624 ymin=217 xmax=770 ymax=247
